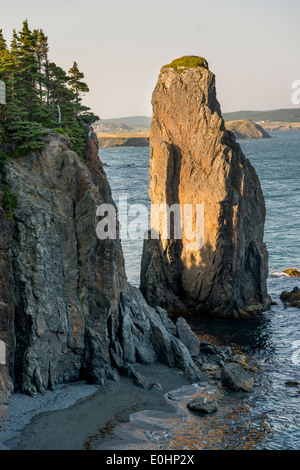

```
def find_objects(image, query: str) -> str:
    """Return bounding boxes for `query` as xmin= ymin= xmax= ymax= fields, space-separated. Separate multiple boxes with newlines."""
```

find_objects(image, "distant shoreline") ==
xmin=258 ymin=122 xmax=300 ymax=132
xmin=97 ymin=132 xmax=149 ymax=148
xmin=96 ymin=123 xmax=300 ymax=149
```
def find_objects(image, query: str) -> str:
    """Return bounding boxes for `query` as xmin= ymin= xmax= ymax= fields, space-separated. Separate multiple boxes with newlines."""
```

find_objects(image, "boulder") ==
xmin=187 ymin=396 xmax=218 ymax=414
xmin=232 ymin=353 xmax=249 ymax=369
xmin=176 ymin=317 xmax=200 ymax=357
xmin=198 ymin=341 xmax=226 ymax=368
xmin=282 ymin=268 xmax=300 ymax=278
xmin=280 ymin=287 xmax=300 ymax=308
xmin=285 ymin=380 xmax=300 ymax=388
xmin=201 ymin=363 xmax=220 ymax=372
xmin=221 ymin=362 xmax=254 ymax=392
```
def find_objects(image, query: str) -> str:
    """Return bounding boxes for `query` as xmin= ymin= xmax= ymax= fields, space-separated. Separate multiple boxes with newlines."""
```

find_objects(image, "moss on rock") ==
xmin=161 ymin=56 xmax=208 ymax=73
xmin=2 ymin=185 xmax=18 ymax=220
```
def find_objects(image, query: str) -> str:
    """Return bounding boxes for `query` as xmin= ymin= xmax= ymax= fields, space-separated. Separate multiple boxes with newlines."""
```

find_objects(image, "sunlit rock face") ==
xmin=141 ymin=56 xmax=270 ymax=318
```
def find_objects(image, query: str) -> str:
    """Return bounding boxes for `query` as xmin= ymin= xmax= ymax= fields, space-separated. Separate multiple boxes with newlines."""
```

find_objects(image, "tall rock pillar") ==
xmin=140 ymin=56 xmax=269 ymax=317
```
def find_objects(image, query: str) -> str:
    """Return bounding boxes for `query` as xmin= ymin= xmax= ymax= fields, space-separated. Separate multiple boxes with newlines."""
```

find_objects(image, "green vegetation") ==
xmin=52 ymin=128 xmax=66 ymax=135
xmin=0 ymin=148 xmax=7 ymax=175
xmin=161 ymin=56 xmax=208 ymax=72
xmin=223 ymin=109 xmax=300 ymax=123
xmin=0 ymin=149 xmax=18 ymax=219
xmin=2 ymin=185 xmax=17 ymax=220
xmin=0 ymin=20 xmax=98 ymax=159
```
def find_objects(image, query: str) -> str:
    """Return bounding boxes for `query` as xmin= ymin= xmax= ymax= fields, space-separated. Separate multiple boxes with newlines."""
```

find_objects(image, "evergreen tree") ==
xmin=0 ymin=21 xmax=96 ymax=158
xmin=68 ymin=61 xmax=89 ymax=111
xmin=48 ymin=62 xmax=75 ymax=125
xmin=0 ymin=29 xmax=7 ymax=63
xmin=32 ymin=29 xmax=49 ymax=102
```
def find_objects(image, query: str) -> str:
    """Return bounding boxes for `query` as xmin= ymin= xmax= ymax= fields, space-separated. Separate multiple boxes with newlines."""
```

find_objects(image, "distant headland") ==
xmin=226 ymin=119 xmax=271 ymax=139
xmin=96 ymin=108 xmax=300 ymax=136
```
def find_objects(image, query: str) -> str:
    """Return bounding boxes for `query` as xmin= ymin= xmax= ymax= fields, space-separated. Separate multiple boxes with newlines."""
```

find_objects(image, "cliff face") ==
xmin=140 ymin=57 xmax=270 ymax=317
xmin=1 ymin=132 xmax=128 ymax=396
xmin=225 ymin=119 xmax=271 ymax=140
xmin=0 ymin=130 xmax=207 ymax=403
xmin=0 ymin=191 xmax=15 ymax=403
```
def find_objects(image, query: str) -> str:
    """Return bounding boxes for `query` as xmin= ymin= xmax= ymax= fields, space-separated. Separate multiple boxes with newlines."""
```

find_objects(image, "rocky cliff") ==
xmin=225 ymin=119 xmax=271 ymax=140
xmin=0 ymin=190 xmax=15 ymax=403
xmin=0 ymin=130 xmax=211 ymax=404
xmin=140 ymin=56 xmax=270 ymax=318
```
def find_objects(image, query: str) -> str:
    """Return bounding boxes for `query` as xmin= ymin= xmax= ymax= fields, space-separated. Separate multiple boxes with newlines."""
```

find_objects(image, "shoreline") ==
xmin=0 ymin=363 xmax=192 ymax=450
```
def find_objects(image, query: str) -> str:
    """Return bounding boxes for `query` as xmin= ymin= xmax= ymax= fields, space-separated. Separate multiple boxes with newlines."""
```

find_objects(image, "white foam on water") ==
xmin=271 ymin=272 xmax=290 ymax=277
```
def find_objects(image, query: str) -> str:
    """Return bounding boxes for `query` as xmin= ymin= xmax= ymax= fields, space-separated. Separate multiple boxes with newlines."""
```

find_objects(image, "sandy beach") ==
xmin=0 ymin=364 xmax=192 ymax=450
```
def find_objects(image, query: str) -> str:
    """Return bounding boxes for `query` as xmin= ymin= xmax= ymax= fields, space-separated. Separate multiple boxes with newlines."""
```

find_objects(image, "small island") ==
xmin=226 ymin=119 xmax=271 ymax=140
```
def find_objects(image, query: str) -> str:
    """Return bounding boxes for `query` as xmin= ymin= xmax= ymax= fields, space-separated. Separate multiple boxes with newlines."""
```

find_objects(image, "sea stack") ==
xmin=140 ymin=56 xmax=270 ymax=317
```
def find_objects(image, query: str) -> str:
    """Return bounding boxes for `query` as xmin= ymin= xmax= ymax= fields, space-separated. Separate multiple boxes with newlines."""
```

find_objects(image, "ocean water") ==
xmin=99 ymin=130 xmax=300 ymax=450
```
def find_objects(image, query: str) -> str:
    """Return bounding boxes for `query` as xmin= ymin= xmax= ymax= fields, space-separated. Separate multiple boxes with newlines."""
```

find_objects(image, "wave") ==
xmin=271 ymin=269 xmax=300 ymax=278
xmin=271 ymin=272 xmax=291 ymax=278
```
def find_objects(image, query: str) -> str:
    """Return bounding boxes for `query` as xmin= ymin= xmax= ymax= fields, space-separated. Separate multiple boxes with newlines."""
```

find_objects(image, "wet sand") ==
xmin=0 ymin=364 xmax=190 ymax=450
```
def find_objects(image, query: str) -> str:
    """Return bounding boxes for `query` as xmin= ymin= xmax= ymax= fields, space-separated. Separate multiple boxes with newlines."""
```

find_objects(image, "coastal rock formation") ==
xmin=140 ymin=56 xmax=270 ymax=317
xmin=221 ymin=362 xmax=254 ymax=392
xmin=187 ymin=396 xmax=218 ymax=414
xmin=2 ymin=131 xmax=128 ymax=396
xmin=0 ymin=130 xmax=213 ymax=403
xmin=225 ymin=119 xmax=271 ymax=140
xmin=280 ymin=287 xmax=300 ymax=308
xmin=282 ymin=268 xmax=300 ymax=278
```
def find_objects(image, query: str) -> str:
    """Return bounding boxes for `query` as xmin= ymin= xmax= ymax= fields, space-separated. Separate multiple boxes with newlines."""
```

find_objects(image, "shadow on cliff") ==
xmin=165 ymin=143 xmax=185 ymax=299
xmin=142 ymin=229 xmax=270 ymax=324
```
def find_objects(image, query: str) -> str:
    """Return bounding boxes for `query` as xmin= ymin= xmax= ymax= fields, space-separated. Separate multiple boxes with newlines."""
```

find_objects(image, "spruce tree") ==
xmin=68 ymin=61 xmax=89 ymax=110
xmin=0 ymin=21 xmax=96 ymax=157
xmin=0 ymin=29 xmax=7 ymax=63
xmin=32 ymin=29 xmax=49 ymax=102
xmin=48 ymin=62 xmax=75 ymax=126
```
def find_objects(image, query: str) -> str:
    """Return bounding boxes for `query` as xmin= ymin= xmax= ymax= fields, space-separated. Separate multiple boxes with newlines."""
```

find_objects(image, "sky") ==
xmin=2 ymin=0 xmax=300 ymax=118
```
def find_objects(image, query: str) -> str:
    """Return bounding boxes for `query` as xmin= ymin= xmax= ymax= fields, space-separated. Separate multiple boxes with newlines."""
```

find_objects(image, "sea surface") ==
xmin=99 ymin=130 xmax=300 ymax=450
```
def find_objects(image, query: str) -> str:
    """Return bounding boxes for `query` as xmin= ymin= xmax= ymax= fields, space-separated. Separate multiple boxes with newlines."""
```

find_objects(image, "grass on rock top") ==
xmin=161 ymin=56 xmax=208 ymax=73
